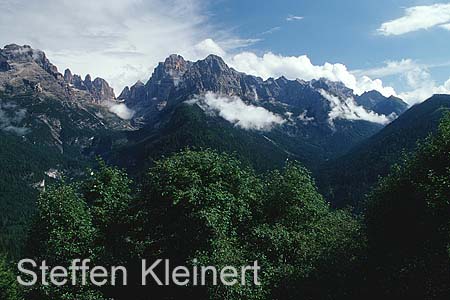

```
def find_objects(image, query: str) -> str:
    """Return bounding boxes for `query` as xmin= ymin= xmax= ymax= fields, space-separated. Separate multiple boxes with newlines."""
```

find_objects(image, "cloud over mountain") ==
xmin=107 ymin=102 xmax=135 ymax=120
xmin=187 ymin=92 xmax=285 ymax=131
xmin=0 ymin=102 xmax=29 ymax=135
xmin=226 ymin=50 xmax=396 ymax=97
xmin=319 ymin=90 xmax=392 ymax=125
xmin=0 ymin=0 xmax=212 ymax=92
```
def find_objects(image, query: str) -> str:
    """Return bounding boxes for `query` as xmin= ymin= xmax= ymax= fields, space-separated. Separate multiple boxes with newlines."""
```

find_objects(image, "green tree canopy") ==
xmin=365 ymin=113 xmax=450 ymax=299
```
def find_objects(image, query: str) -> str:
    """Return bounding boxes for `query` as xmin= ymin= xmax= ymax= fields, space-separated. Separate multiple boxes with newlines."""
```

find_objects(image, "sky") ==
xmin=0 ymin=0 xmax=450 ymax=104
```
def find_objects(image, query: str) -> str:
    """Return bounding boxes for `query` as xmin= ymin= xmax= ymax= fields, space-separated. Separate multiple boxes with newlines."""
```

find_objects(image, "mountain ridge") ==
xmin=318 ymin=94 xmax=450 ymax=208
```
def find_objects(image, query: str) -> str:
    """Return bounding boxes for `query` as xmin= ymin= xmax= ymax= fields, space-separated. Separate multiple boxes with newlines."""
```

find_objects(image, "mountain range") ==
xmin=114 ymin=53 xmax=408 ymax=173
xmin=1 ymin=43 xmax=449 ymax=253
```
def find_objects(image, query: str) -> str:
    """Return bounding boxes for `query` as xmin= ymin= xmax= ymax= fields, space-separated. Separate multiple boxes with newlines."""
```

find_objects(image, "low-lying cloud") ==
xmin=187 ymin=92 xmax=285 ymax=131
xmin=319 ymin=90 xmax=393 ymax=125
xmin=0 ymin=102 xmax=30 ymax=135
xmin=107 ymin=102 xmax=135 ymax=120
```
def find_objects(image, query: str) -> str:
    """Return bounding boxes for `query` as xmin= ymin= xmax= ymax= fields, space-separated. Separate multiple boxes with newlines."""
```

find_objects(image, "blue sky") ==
xmin=208 ymin=0 xmax=450 ymax=87
xmin=0 ymin=0 xmax=449 ymax=103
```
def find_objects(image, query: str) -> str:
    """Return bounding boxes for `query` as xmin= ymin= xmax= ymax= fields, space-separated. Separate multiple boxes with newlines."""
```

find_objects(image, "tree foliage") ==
xmin=0 ymin=255 xmax=23 ymax=300
xmin=20 ymin=150 xmax=364 ymax=300
xmin=365 ymin=113 xmax=450 ymax=299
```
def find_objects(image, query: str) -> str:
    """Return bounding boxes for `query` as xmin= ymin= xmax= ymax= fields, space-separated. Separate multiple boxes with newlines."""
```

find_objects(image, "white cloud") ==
xmin=378 ymin=3 xmax=450 ymax=36
xmin=440 ymin=23 xmax=450 ymax=30
xmin=354 ymin=59 xmax=419 ymax=78
xmin=0 ymin=102 xmax=30 ymax=135
xmin=297 ymin=111 xmax=315 ymax=124
xmin=286 ymin=15 xmax=304 ymax=21
xmin=399 ymin=72 xmax=450 ymax=105
xmin=226 ymin=51 xmax=396 ymax=97
xmin=261 ymin=27 xmax=281 ymax=35
xmin=355 ymin=59 xmax=450 ymax=104
xmin=187 ymin=92 xmax=285 ymax=131
xmin=191 ymin=38 xmax=226 ymax=58
xmin=107 ymin=102 xmax=135 ymax=120
xmin=367 ymin=60 xmax=450 ymax=104
xmin=319 ymin=90 xmax=393 ymax=125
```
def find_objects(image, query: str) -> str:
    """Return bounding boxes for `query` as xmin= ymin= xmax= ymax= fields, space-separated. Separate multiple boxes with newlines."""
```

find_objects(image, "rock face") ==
xmin=0 ymin=54 xmax=10 ymax=71
xmin=0 ymin=44 xmax=115 ymax=103
xmin=63 ymin=68 xmax=73 ymax=82
xmin=356 ymin=90 xmax=408 ymax=116
xmin=1 ymin=44 xmax=61 ymax=79
xmin=118 ymin=54 xmax=408 ymax=124
xmin=113 ymin=53 xmax=411 ymax=171
xmin=118 ymin=55 xmax=192 ymax=116
xmin=63 ymin=69 xmax=115 ymax=102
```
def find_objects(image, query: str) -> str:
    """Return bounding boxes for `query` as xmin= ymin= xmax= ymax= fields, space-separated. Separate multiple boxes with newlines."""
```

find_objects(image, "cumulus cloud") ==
xmin=354 ymin=59 xmax=419 ymax=78
xmin=191 ymin=38 xmax=226 ymax=58
xmin=360 ymin=59 xmax=450 ymax=104
xmin=399 ymin=71 xmax=450 ymax=105
xmin=106 ymin=102 xmax=135 ymax=120
xmin=353 ymin=58 xmax=450 ymax=104
xmin=378 ymin=3 xmax=450 ymax=36
xmin=0 ymin=102 xmax=30 ymax=135
xmin=226 ymin=51 xmax=396 ymax=97
xmin=440 ymin=23 xmax=450 ymax=30
xmin=286 ymin=15 xmax=304 ymax=21
xmin=319 ymin=90 xmax=393 ymax=125
xmin=187 ymin=92 xmax=285 ymax=131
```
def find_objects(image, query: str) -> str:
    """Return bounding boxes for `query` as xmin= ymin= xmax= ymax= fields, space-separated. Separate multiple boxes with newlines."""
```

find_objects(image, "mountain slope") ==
xmin=115 ymin=54 xmax=405 ymax=173
xmin=356 ymin=90 xmax=408 ymax=116
xmin=0 ymin=45 xmax=414 ymax=254
xmin=0 ymin=44 xmax=131 ymax=254
xmin=109 ymin=103 xmax=294 ymax=174
xmin=318 ymin=94 xmax=450 ymax=208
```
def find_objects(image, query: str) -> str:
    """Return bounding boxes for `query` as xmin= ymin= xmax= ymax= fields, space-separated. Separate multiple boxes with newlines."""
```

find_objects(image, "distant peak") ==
xmin=388 ymin=95 xmax=407 ymax=103
xmin=165 ymin=54 xmax=185 ymax=62
xmin=193 ymin=54 xmax=230 ymax=73
xmin=162 ymin=54 xmax=187 ymax=70
xmin=1 ymin=43 xmax=60 ymax=79
xmin=1 ymin=44 xmax=44 ymax=61
xmin=361 ymin=90 xmax=384 ymax=97
xmin=204 ymin=54 xmax=226 ymax=64
xmin=3 ymin=44 xmax=32 ymax=50
xmin=63 ymin=68 xmax=73 ymax=82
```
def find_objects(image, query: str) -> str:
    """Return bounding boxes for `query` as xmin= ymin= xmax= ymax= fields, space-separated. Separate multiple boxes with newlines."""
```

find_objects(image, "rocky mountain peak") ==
xmin=193 ymin=54 xmax=231 ymax=75
xmin=150 ymin=54 xmax=189 ymax=81
xmin=357 ymin=90 xmax=386 ymax=107
xmin=356 ymin=90 xmax=408 ymax=116
xmin=63 ymin=68 xmax=73 ymax=82
xmin=0 ymin=44 xmax=117 ymax=104
xmin=1 ymin=44 xmax=61 ymax=79
xmin=162 ymin=54 xmax=188 ymax=72
xmin=0 ymin=54 xmax=10 ymax=71
xmin=91 ymin=77 xmax=115 ymax=101
xmin=118 ymin=86 xmax=130 ymax=100
xmin=117 ymin=53 xmax=408 ymax=126
xmin=61 ymin=68 xmax=115 ymax=102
